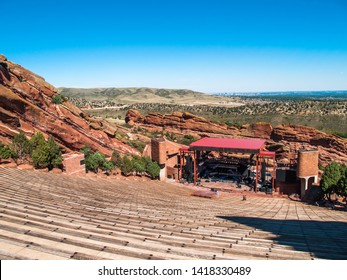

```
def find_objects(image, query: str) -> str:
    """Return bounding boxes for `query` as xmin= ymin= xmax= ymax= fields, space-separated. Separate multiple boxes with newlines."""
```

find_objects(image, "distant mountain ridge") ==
xmin=214 ymin=90 xmax=347 ymax=99
xmin=58 ymin=87 xmax=231 ymax=105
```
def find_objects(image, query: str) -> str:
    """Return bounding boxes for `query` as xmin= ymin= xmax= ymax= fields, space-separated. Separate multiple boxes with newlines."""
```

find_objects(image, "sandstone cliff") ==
xmin=0 ymin=55 xmax=138 ymax=156
xmin=126 ymin=109 xmax=347 ymax=165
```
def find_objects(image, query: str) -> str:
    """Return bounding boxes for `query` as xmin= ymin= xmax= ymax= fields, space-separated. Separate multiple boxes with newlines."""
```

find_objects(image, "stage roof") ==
xmin=189 ymin=137 xmax=266 ymax=154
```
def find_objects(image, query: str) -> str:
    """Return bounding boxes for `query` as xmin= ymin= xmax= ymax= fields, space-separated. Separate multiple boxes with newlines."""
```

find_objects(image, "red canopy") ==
xmin=189 ymin=137 xmax=266 ymax=153
xmin=259 ymin=151 xmax=276 ymax=157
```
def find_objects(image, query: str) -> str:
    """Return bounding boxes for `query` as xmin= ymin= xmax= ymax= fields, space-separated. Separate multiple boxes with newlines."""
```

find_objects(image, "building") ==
xmin=62 ymin=152 xmax=86 ymax=176
xmin=148 ymin=136 xmax=277 ymax=192
xmin=296 ymin=149 xmax=319 ymax=197
xmin=147 ymin=137 xmax=188 ymax=181
xmin=186 ymin=137 xmax=276 ymax=192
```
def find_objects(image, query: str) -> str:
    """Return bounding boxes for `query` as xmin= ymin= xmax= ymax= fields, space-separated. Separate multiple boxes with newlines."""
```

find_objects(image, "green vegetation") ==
xmin=0 ymin=142 xmax=12 ymax=160
xmin=320 ymin=162 xmax=347 ymax=203
xmin=81 ymin=146 xmax=159 ymax=178
xmin=121 ymin=156 xmax=133 ymax=175
xmin=120 ymin=154 xmax=159 ymax=178
xmin=1 ymin=132 xmax=62 ymax=170
xmin=334 ymin=132 xmax=347 ymax=138
xmin=9 ymin=131 xmax=30 ymax=163
xmin=165 ymin=131 xmax=177 ymax=141
xmin=318 ymin=162 xmax=325 ymax=171
xmin=52 ymin=94 xmax=66 ymax=104
xmin=31 ymin=136 xmax=62 ymax=170
xmin=80 ymin=147 xmax=114 ymax=173
xmin=80 ymin=99 xmax=347 ymax=135
xmin=128 ymin=139 xmax=146 ymax=153
xmin=179 ymin=135 xmax=197 ymax=146
xmin=146 ymin=160 xmax=160 ymax=179
xmin=114 ymin=131 xmax=128 ymax=141
xmin=114 ymin=131 xmax=147 ymax=153
xmin=111 ymin=150 xmax=123 ymax=168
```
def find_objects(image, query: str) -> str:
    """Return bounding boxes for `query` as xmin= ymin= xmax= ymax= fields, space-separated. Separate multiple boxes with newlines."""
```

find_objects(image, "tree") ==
xmin=85 ymin=151 xmax=106 ymax=173
xmin=29 ymin=132 xmax=46 ymax=155
xmin=52 ymin=94 xmax=65 ymax=104
xmin=80 ymin=146 xmax=92 ymax=158
xmin=128 ymin=139 xmax=146 ymax=153
xmin=121 ymin=156 xmax=133 ymax=176
xmin=132 ymin=156 xmax=146 ymax=175
xmin=9 ymin=131 xmax=30 ymax=163
xmin=102 ymin=160 xmax=114 ymax=174
xmin=82 ymin=149 xmax=114 ymax=174
xmin=46 ymin=137 xmax=62 ymax=169
xmin=180 ymin=134 xmax=197 ymax=146
xmin=337 ymin=164 xmax=347 ymax=204
xmin=31 ymin=143 xmax=49 ymax=168
xmin=320 ymin=162 xmax=342 ymax=200
xmin=0 ymin=142 xmax=11 ymax=160
xmin=111 ymin=150 xmax=123 ymax=168
xmin=31 ymin=136 xmax=62 ymax=170
xmin=146 ymin=161 xmax=160 ymax=179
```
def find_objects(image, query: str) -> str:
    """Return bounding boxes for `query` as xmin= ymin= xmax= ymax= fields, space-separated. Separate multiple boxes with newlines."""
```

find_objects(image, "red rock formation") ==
xmin=126 ymin=109 xmax=240 ymax=135
xmin=0 ymin=55 xmax=139 ymax=156
xmin=126 ymin=110 xmax=347 ymax=165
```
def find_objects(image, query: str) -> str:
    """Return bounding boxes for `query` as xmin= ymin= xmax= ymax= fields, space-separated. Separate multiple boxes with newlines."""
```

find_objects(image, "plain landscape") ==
xmin=60 ymin=87 xmax=347 ymax=136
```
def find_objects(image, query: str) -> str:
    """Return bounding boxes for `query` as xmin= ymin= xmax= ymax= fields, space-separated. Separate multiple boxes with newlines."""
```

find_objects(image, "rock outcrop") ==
xmin=126 ymin=110 xmax=347 ymax=165
xmin=0 ymin=55 xmax=139 ymax=156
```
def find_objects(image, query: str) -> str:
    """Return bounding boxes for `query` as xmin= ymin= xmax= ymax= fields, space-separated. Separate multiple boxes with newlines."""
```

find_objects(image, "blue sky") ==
xmin=2 ymin=0 xmax=347 ymax=92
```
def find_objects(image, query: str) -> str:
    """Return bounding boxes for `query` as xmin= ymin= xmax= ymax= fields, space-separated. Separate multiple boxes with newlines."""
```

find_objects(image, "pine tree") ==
xmin=121 ymin=156 xmax=134 ymax=176
xmin=9 ymin=131 xmax=30 ymax=163
xmin=320 ymin=162 xmax=341 ymax=200
xmin=0 ymin=142 xmax=11 ymax=160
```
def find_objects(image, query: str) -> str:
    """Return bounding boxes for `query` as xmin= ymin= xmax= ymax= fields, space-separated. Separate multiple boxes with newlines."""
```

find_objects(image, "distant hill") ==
xmin=214 ymin=91 xmax=347 ymax=100
xmin=58 ymin=87 xmax=235 ymax=105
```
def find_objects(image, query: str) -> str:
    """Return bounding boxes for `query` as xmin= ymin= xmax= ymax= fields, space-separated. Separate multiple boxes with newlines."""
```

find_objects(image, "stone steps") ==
xmin=1 ymin=167 xmax=347 ymax=260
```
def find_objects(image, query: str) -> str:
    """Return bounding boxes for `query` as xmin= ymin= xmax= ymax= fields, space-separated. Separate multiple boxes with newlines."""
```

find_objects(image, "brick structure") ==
xmin=62 ymin=152 xmax=86 ymax=176
xmin=296 ymin=149 xmax=319 ymax=197
xmin=150 ymin=138 xmax=187 ymax=181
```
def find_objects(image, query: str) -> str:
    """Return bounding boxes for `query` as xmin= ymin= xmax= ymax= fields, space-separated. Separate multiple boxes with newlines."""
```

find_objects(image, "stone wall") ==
xmin=62 ymin=153 xmax=86 ymax=175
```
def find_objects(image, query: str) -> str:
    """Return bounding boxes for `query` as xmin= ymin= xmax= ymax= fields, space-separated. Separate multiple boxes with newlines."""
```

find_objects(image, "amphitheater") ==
xmin=0 ymin=167 xmax=346 ymax=260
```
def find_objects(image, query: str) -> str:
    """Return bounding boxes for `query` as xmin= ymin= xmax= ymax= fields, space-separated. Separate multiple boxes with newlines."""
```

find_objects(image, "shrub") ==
xmin=132 ymin=155 xmax=146 ymax=175
xmin=80 ymin=146 xmax=92 ymax=158
xmin=165 ymin=131 xmax=177 ymax=141
xmin=29 ymin=132 xmax=46 ymax=155
xmin=146 ymin=161 xmax=160 ymax=179
xmin=31 ymin=136 xmax=62 ymax=170
xmin=128 ymin=139 xmax=146 ymax=153
xmin=31 ymin=144 xmax=49 ymax=168
xmin=111 ymin=150 xmax=123 ymax=168
xmin=121 ymin=156 xmax=134 ymax=175
xmin=46 ymin=137 xmax=62 ymax=169
xmin=85 ymin=151 xmax=106 ymax=173
xmin=82 ymin=147 xmax=114 ymax=174
xmin=0 ymin=142 xmax=11 ymax=160
xmin=52 ymin=94 xmax=66 ymax=104
xmin=336 ymin=164 xmax=347 ymax=203
xmin=9 ymin=131 xmax=30 ymax=163
xmin=320 ymin=162 xmax=342 ymax=200
xmin=102 ymin=160 xmax=114 ymax=173
xmin=179 ymin=134 xmax=197 ymax=146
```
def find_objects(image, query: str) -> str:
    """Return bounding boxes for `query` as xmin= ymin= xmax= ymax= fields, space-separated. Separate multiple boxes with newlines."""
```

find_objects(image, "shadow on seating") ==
xmin=216 ymin=216 xmax=347 ymax=259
